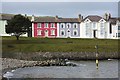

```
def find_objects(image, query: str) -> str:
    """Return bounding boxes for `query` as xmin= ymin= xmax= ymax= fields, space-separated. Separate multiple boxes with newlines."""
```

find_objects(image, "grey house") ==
xmin=56 ymin=15 xmax=82 ymax=38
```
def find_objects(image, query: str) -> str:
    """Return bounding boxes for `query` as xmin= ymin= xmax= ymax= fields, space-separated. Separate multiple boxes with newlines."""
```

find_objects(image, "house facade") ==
xmin=32 ymin=15 xmax=82 ymax=38
xmin=80 ymin=13 xmax=120 ymax=39
xmin=57 ymin=16 xmax=81 ymax=38
xmin=31 ymin=16 xmax=58 ymax=38
xmin=109 ymin=18 xmax=120 ymax=39
xmin=80 ymin=15 xmax=110 ymax=39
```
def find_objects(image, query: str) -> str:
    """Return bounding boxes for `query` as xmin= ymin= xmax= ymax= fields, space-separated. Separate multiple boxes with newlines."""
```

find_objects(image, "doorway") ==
xmin=67 ymin=30 xmax=71 ymax=38
xmin=93 ymin=30 xmax=97 ymax=38
xmin=45 ymin=30 xmax=48 ymax=37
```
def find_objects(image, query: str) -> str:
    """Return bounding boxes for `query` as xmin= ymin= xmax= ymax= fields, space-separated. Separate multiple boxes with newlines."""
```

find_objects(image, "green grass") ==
xmin=2 ymin=36 xmax=119 ymax=53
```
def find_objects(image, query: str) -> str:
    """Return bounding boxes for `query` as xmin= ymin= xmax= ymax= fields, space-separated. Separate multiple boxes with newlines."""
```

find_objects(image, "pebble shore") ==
xmin=1 ymin=58 xmax=76 ymax=78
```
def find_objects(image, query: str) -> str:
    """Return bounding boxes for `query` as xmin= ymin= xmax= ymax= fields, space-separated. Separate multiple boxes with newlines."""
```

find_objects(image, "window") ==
xmin=118 ymin=26 xmax=120 ymax=30
xmin=73 ymin=30 xmax=78 ymax=36
xmin=61 ymin=30 xmax=65 ymax=36
xmin=51 ymin=23 xmax=55 ymax=28
xmin=67 ymin=24 xmax=70 ymax=28
xmin=67 ymin=23 xmax=71 ymax=28
xmin=93 ymin=22 xmax=96 ymax=28
xmin=45 ymin=23 xmax=49 ymax=28
xmin=73 ymin=24 xmax=78 ymax=28
xmin=118 ymin=33 xmax=120 ymax=37
xmin=51 ymin=30 xmax=55 ymax=35
xmin=86 ymin=23 xmax=90 ymax=36
xmin=37 ymin=23 xmax=41 ymax=28
xmin=37 ymin=30 xmax=42 ymax=35
xmin=101 ymin=23 xmax=104 ymax=27
xmin=86 ymin=23 xmax=89 ymax=27
xmin=61 ymin=24 xmax=65 ymax=28
xmin=61 ymin=24 xmax=63 ymax=28
xmin=101 ymin=28 xmax=104 ymax=35
xmin=101 ymin=23 xmax=104 ymax=35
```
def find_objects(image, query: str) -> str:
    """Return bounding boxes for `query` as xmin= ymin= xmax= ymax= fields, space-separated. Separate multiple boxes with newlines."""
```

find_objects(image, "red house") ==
xmin=32 ymin=16 xmax=58 ymax=38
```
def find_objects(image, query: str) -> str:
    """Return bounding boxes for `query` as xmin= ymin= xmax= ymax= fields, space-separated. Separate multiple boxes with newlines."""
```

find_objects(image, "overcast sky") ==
xmin=1 ymin=2 xmax=119 ymax=18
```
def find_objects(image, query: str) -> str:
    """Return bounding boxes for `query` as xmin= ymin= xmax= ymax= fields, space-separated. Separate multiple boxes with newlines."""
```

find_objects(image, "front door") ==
xmin=45 ymin=30 xmax=48 ymax=37
xmin=67 ymin=30 xmax=71 ymax=38
xmin=93 ymin=30 xmax=97 ymax=38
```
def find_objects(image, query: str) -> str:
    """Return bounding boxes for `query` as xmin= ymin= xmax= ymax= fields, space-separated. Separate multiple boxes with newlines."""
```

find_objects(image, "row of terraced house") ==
xmin=0 ymin=13 xmax=120 ymax=39
xmin=31 ymin=13 xmax=120 ymax=39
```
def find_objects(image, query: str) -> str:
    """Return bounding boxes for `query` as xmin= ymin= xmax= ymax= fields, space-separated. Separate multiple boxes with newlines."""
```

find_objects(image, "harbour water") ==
xmin=3 ymin=59 xmax=118 ymax=79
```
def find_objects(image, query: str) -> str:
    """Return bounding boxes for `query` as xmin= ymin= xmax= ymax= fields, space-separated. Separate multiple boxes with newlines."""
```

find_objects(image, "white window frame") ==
xmin=45 ymin=23 xmax=49 ymax=28
xmin=37 ymin=30 xmax=42 ymax=35
xmin=73 ymin=23 xmax=78 ymax=28
xmin=93 ymin=22 xmax=96 ymax=28
xmin=61 ymin=23 xmax=65 ymax=28
xmin=51 ymin=30 xmax=55 ymax=35
xmin=66 ymin=23 xmax=71 ymax=28
xmin=86 ymin=23 xmax=90 ymax=36
xmin=61 ymin=30 xmax=65 ymax=36
xmin=73 ymin=30 xmax=78 ymax=36
xmin=51 ymin=23 xmax=55 ymax=28
xmin=37 ymin=23 xmax=41 ymax=28
xmin=100 ymin=23 xmax=104 ymax=35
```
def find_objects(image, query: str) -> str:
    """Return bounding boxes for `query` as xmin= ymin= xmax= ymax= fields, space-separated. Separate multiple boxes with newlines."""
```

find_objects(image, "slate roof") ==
xmin=109 ymin=18 xmax=118 ymax=25
xmin=34 ymin=17 xmax=80 ymax=23
xmin=0 ymin=13 xmax=32 ymax=20
xmin=34 ymin=17 xmax=58 ymax=22
xmin=58 ymin=18 xmax=80 ymax=23
xmin=0 ymin=13 xmax=14 ymax=20
xmin=82 ymin=15 xmax=103 ymax=22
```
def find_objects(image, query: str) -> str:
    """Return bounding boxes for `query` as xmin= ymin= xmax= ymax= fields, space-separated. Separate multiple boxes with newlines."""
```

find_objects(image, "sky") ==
xmin=1 ymin=2 xmax=119 ymax=18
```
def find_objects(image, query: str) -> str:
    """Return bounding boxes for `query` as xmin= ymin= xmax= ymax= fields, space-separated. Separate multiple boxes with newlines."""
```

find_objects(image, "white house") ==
xmin=0 ymin=13 xmax=29 ymax=37
xmin=80 ymin=13 xmax=119 ymax=39
xmin=0 ymin=14 xmax=13 ymax=36
xmin=109 ymin=18 xmax=120 ymax=39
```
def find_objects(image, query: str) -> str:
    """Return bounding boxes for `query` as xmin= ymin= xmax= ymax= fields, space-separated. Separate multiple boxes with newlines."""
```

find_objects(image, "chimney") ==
xmin=31 ymin=15 xmax=35 ymax=22
xmin=108 ymin=13 xmax=111 ymax=19
xmin=55 ymin=15 xmax=58 ymax=20
xmin=78 ymin=14 xmax=83 ymax=21
xmin=104 ymin=13 xmax=110 ymax=20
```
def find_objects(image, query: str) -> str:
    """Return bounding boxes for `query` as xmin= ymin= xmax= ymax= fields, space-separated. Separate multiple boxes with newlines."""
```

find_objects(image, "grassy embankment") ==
xmin=2 ymin=36 xmax=119 ymax=60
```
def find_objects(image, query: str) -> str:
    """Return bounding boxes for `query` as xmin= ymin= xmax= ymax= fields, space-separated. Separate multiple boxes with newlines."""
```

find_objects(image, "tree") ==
xmin=6 ymin=14 xmax=31 ymax=40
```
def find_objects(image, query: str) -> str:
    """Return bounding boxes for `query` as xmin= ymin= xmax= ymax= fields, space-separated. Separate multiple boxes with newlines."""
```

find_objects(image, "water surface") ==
xmin=4 ymin=60 xmax=118 ymax=78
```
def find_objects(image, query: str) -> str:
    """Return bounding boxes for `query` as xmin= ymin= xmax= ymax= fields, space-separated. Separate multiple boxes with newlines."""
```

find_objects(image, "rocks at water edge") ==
xmin=2 ymin=58 xmax=77 ymax=71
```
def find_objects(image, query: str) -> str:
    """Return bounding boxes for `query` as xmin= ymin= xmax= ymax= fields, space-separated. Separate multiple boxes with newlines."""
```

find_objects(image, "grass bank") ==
xmin=2 ymin=36 xmax=119 ymax=60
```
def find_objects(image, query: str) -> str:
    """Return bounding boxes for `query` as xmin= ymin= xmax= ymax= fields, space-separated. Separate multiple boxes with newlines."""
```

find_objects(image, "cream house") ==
xmin=80 ymin=13 xmax=119 ymax=39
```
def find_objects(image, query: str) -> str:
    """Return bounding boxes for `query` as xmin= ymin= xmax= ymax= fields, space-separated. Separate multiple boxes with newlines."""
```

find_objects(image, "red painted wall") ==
xmin=34 ymin=22 xmax=57 ymax=38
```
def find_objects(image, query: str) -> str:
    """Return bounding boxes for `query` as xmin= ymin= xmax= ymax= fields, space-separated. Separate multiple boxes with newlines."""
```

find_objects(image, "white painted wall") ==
xmin=0 ymin=20 xmax=28 ymax=37
xmin=0 ymin=20 xmax=11 ymax=36
xmin=80 ymin=18 xmax=118 ymax=39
